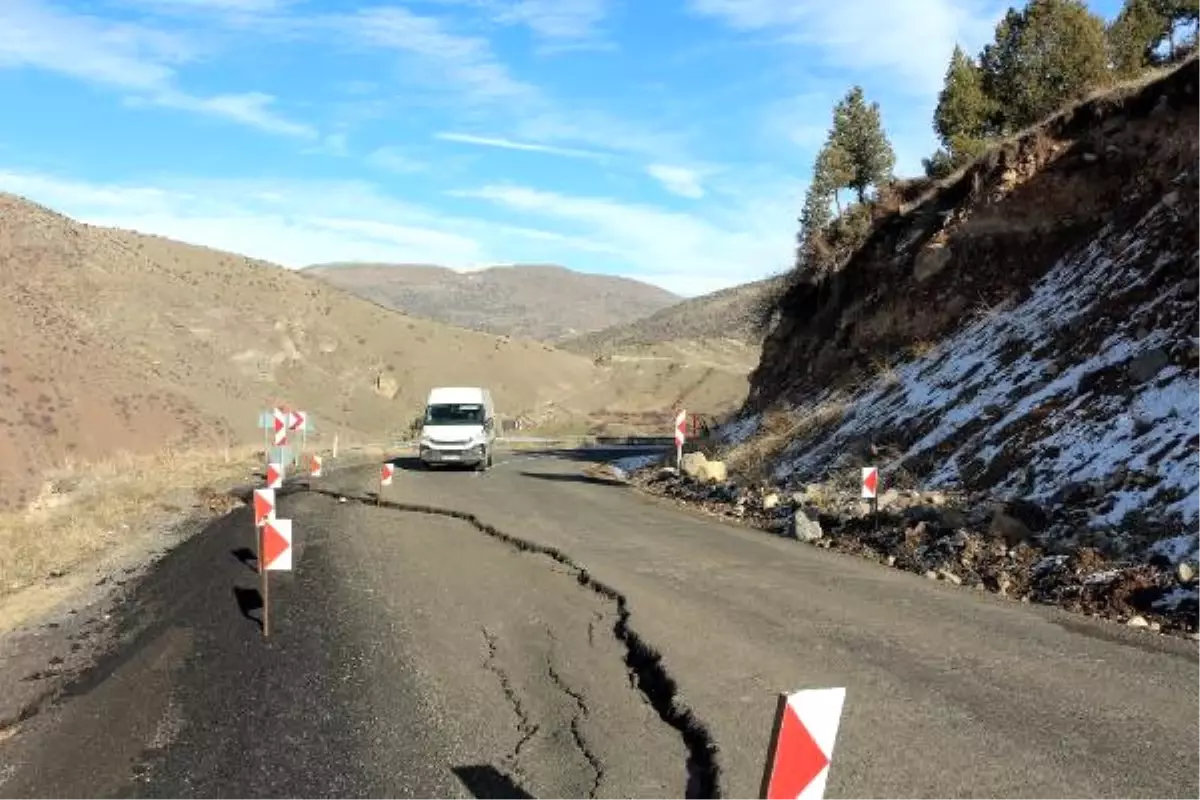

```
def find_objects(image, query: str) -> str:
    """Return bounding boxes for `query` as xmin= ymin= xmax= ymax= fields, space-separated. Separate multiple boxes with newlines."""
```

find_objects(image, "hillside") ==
xmin=302 ymin=262 xmax=680 ymax=341
xmin=550 ymin=277 xmax=785 ymax=424
xmin=0 ymin=197 xmax=612 ymax=511
xmin=558 ymin=276 xmax=783 ymax=354
xmin=626 ymin=59 xmax=1200 ymax=631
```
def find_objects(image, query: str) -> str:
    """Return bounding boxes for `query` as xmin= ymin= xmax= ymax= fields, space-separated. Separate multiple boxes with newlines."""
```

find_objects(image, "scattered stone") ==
xmin=1128 ymin=347 xmax=1169 ymax=383
xmin=991 ymin=511 xmax=1034 ymax=547
xmin=914 ymin=244 xmax=953 ymax=282
xmin=1082 ymin=151 xmax=1099 ymax=163
xmin=878 ymin=489 xmax=904 ymax=511
xmin=698 ymin=460 xmax=728 ymax=484
xmin=791 ymin=509 xmax=824 ymax=542
xmin=938 ymin=570 xmax=963 ymax=585
xmin=924 ymin=570 xmax=939 ymax=580
xmin=762 ymin=493 xmax=780 ymax=511
xmin=886 ymin=555 xmax=897 ymax=567
xmin=1126 ymin=615 xmax=1150 ymax=628
xmin=680 ymin=452 xmax=708 ymax=480
xmin=1177 ymin=561 xmax=1197 ymax=586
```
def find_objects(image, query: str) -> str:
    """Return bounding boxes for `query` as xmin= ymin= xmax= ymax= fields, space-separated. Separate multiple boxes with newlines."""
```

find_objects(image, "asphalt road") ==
xmin=0 ymin=447 xmax=1196 ymax=799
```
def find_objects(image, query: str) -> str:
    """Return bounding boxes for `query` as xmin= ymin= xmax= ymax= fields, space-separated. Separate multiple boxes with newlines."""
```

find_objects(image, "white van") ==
xmin=417 ymin=387 xmax=496 ymax=470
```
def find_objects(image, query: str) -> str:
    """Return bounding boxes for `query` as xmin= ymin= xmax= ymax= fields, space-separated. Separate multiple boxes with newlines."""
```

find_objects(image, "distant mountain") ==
xmin=557 ymin=276 xmax=785 ymax=355
xmin=301 ymin=262 xmax=681 ymax=342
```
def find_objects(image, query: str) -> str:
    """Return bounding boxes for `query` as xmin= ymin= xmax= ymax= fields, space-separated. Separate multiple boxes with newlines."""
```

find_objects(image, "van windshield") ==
xmin=425 ymin=403 xmax=484 ymax=425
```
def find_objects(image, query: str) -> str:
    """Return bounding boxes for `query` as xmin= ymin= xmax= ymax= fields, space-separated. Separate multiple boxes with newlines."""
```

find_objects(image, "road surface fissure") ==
xmin=480 ymin=627 xmax=540 ymax=779
xmin=545 ymin=631 xmax=603 ymax=798
xmin=308 ymin=487 xmax=722 ymax=799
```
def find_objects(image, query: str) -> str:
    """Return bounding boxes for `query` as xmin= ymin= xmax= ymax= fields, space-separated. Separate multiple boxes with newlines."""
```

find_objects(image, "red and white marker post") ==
xmin=259 ymin=518 xmax=292 ymax=638
xmin=310 ymin=453 xmax=323 ymax=478
xmin=266 ymin=462 xmax=284 ymax=490
xmin=379 ymin=462 xmax=394 ymax=504
xmin=272 ymin=407 xmax=289 ymax=448
xmin=252 ymin=487 xmax=275 ymax=574
xmin=861 ymin=466 xmax=879 ymax=529
xmin=674 ymin=408 xmax=687 ymax=469
xmin=760 ymin=687 xmax=847 ymax=800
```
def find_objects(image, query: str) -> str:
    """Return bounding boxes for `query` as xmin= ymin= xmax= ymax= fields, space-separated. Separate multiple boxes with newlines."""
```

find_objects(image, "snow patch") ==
xmin=765 ymin=193 xmax=1197 ymax=561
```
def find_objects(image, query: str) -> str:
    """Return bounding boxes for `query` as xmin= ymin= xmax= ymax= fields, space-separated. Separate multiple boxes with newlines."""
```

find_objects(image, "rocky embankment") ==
xmin=616 ymin=451 xmax=1198 ymax=637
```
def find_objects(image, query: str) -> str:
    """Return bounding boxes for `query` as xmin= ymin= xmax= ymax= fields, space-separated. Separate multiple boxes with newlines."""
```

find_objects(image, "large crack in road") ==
xmin=306 ymin=486 xmax=723 ymax=799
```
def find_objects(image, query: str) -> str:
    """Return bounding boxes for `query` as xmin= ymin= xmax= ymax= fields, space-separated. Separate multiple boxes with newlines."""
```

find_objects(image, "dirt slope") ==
xmin=0 ymin=196 xmax=605 ymax=510
xmin=701 ymin=59 xmax=1198 ymax=579
xmin=302 ymin=262 xmax=680 ymax=341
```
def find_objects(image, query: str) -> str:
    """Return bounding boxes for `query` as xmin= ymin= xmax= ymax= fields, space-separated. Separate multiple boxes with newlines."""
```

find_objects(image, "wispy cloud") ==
xmin=493 ymin=0 xmax=610 ymax=40
xmin=366 ymin=147 xmax=429 ymax=174
xmin=687 ymin=0 xmax=1004 ymax=95
xmin=453 ymin=181 xmax=800 ymax=293
xmin=0 ymin=168 xmax=618 ymax=273
xmin=0 ymin=0 xmax=314 ymax=137
xmin=146 ymin=90 xmax=316 ymax=137
xmin=646 ymin=164 xmax=706 ymax=199
xmin=339 ymin=6 xmax=537 ymax=106
xmin=436 ymin=131 xmax=606 ymax=159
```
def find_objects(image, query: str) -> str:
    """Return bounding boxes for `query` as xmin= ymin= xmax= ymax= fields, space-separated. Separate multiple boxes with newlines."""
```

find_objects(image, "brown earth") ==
xmin=0 ymin=197 xmax=609 ymax=510
xmin=302 ymin=261 xmax=680 ymax=342
xmin=750 ymin=58 xmax=1199 ymax=408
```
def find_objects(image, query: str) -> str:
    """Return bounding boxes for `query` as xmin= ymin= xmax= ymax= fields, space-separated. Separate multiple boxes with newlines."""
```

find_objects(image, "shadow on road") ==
xmin=502 ymin=447 xmax=668 ymax=464
xmin=389 ymin=456 xmax=476 ymax=473
xmin=517 ymin=470 xmax=627 ymax=488
xmin=231 ymin=547 xmax=258 ymax=572
xmin=452 ymin=765 xmax=534 ymax=799
xmin=232 ymin=587 xmax=264 ymax=630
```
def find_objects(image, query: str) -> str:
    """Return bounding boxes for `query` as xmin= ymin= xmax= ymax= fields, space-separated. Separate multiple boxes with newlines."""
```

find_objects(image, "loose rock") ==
xmin=791 ymin=509 xmax=824 ymax=542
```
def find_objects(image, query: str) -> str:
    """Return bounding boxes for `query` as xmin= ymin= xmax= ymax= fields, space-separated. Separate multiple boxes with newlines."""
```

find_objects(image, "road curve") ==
xmin=0 ymin=447 xmax=1196 ymax=799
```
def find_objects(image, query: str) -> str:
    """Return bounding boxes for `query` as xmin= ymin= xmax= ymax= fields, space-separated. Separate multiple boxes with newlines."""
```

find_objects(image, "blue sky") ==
xmin=0 ymin=0 xmax=1123 ymax=296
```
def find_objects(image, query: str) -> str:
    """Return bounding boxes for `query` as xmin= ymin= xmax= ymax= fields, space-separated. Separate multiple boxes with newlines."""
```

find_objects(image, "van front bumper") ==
xmin=419 ymin=444 xmax=487 ymax=465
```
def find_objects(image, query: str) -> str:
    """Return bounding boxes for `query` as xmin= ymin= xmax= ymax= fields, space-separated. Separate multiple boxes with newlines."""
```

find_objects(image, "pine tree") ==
xmin=1108 ymin=0 xmax=1171 ymax=77
xmin=979 ymin=0 xmax=1111 ymax=133
xmin=812 ymin=142 xmax=854 ymax=214
xmin=830 ymin=86 xmax=896 ymax=203
xmin=934 ymin=46 xmax=993 ymax=167
xmin=796 ymin=174 xmax=834 ymax=277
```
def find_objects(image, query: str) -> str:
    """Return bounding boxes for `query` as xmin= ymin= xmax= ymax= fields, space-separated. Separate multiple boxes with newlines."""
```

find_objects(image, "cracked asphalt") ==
xmin=0 ymin=447 xmax=1197 ymax=799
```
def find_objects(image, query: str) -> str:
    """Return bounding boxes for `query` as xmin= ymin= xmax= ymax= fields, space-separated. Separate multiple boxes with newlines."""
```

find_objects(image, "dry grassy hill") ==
xmin=549 ymin=277 xmax=786 ymax=423
xmin=557 ymin=276 xmax=783 ymax=354
xmin=302 ymin=262 xmax=680 ymax=341
xmin=0 ymin=196 xmax=614 ymax=510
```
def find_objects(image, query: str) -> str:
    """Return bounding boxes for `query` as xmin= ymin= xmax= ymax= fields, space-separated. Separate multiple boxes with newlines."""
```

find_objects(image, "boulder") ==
xmin=791 ymin=509 xmax=824 ymax=542
xmin=990 ymin=511 xmax=1034 ymax=547
xmin=914 ymin=244 xmax=953 ymax=282
xmin=680 ymin=451 xmax=708 ymax=480
xmin=1128 ymin=347 xmax=1169 ymax=383
xmin=698 ymin=460 xmax=728 ymax=484
xmin=762 ymin=492 xmax=780 ymax=511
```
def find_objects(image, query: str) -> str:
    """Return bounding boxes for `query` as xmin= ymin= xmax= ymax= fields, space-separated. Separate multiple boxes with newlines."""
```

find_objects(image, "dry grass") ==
xmin=723 ymin=400 xmax=848 ymax=481
xmin=0 ymin=445 xmax=261 ymax=597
